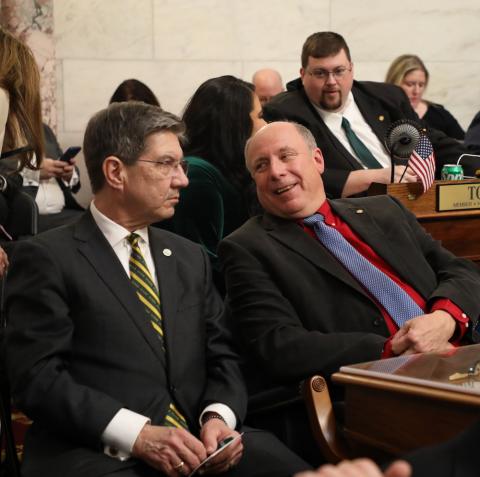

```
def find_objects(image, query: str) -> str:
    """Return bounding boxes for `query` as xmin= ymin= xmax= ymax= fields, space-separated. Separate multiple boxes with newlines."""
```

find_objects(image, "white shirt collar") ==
xmin=89 ymin=200 xmax=150 ymax=249
xmin=313 ymin=91 xmax=354 ymax=120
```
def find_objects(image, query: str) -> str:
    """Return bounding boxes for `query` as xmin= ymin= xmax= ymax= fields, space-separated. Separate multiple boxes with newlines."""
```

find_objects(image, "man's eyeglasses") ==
xmin=137 ymin=158 xmax=189 ymax=177
xmin=306 ymin=66 xmax=352 ymax=81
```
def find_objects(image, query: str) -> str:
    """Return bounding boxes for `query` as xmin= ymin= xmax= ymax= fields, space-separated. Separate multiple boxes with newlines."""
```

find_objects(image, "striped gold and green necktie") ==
xmin=127 ymin=233 xmax=188 ymax=430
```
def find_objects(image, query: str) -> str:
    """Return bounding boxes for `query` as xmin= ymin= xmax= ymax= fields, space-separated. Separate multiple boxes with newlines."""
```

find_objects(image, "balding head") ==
xmin=252 ymin=68 xmax=284 ymax=106
xmin=245 ymin=121 xmax=326 ymax=219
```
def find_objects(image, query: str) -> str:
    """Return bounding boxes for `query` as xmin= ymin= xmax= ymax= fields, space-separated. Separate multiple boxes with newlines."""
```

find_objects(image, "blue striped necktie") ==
xmin=304 ymin=214 xmax=423 ymax=327
xmin=127 ymin=233 xmax=188 ymax=430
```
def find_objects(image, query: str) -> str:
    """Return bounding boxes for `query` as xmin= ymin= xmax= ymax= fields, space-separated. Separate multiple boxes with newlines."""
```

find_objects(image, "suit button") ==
xmin=170 ymin=385 xmax=176 ymax=393
xmin=372 ymin=319 xmax=382 ymax=327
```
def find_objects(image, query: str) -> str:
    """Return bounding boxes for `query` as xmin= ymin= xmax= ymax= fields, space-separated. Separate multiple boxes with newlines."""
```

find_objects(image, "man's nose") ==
xmin=172 ymin=164 xmax=189 ymax=188
xmin=325 ymin=72 xmax=338 ymax=85
xmin=269 ymin=159 xmax=287 ymax=178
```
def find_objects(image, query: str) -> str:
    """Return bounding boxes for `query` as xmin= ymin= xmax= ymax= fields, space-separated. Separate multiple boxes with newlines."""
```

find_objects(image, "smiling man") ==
xmin=5 ymin=103 xmax=309 ymax=477
xmin=262 ymin=32 xmax=466 ymax=198
xmin=219 ymin=121 xmax=480 ymax=463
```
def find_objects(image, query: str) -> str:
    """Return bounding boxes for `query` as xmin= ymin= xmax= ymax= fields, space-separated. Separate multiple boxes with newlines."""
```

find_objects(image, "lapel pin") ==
xmin=378 ymin=115 xmax=384 ymax=122
xmin=163 ymin=248 xmax=172 ymax=257
xmin=356 ymin=209 xmax=364 ymax=214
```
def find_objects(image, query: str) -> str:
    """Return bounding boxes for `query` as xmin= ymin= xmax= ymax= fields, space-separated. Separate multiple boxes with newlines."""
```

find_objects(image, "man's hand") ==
xmin=391 ymin=310 xmax=456 ymax=355
xmin=132 ymin=424 xmax=207 ymax=476
xmin=393 ymin=165 xmax=418 ymax=183
xmin=40 ymin=157 xmax=74 ymax=182
xmin=200 ymin=418 xmax=243 ymax=474
xmin=294 ymin=458 xmax=411 ymax=477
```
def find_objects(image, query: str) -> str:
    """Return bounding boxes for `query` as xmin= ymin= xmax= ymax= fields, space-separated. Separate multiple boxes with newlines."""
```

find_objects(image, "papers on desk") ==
xmin=339 ymin=343 xmax=480 ymax=396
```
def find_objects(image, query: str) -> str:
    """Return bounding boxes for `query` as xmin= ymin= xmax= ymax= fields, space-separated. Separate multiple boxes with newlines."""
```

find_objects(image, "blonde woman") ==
xmin=386 ymin=54 xmax=464 ymax=140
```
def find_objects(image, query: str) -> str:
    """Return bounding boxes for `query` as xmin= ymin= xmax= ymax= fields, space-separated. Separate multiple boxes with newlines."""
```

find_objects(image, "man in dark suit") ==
xmin=5 ymin=103 xmax=310 ymax=477
xmin=219 ymin=121 xmax=480 ymax=463
xmin=262 ymin=32 xmax=466 ymax=198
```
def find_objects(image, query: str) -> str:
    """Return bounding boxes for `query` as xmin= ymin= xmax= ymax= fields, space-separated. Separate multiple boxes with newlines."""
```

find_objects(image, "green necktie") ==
xmin=127 ymin=233 xmax=188 ymax=430
xmin=341 ymin=117 xmax=383 ymax=169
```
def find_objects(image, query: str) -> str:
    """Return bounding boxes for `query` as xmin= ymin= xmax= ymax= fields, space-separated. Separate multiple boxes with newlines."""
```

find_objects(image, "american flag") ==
xmin=409 ymin=134 xmax=436 ymax=192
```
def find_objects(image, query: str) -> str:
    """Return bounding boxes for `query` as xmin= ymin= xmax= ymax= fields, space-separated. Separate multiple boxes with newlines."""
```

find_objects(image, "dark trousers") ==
xmin=22 ymin=427 xmax=311 ymax=477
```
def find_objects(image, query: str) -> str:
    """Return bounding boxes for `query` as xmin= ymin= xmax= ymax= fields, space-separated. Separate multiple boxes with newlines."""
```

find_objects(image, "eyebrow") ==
xmin=278 ymin=146 xmax=297 ymax=154
xmin=250 ymin=146 xmax=297 ymax=165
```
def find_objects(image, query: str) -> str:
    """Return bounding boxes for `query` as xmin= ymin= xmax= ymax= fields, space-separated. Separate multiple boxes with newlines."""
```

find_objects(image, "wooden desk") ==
xmin=368 ymin=180 xmax=480 ymax=263
xmin=332 ymin=344 xmax=480 ymax=456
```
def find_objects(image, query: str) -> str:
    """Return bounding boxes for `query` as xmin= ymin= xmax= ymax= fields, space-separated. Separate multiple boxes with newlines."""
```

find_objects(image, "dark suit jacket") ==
xmin=465 ymin=111 xmax=480 ymax=153
xmin=6 ymin=212 xmax=246 ymax=477
xmin=263 ymin=80 xmax=467 ymax=198
xmin=219 ymin=196 xmax=480 ymax=398
xmin=407 ymin=418 xmax=480 ymax=477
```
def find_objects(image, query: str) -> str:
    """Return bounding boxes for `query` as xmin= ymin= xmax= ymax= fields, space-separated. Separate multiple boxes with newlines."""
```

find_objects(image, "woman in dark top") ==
xmin=161 ymin=75 xmax=265 ymax=290
xmin=385 ymin=54 xmax=464 ymax=140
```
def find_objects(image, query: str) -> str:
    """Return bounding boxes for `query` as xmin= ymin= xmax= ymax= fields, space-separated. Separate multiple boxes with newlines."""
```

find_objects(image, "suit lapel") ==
xmin=73 ymin=212 xmax=166 ymax=365
xmin=330 ymin=200 xmax=424 ymax=295
xmin=263 ymin=213 xmax=369 ymax=297
xmin=264 ymin=200 xmax=425 ymax=300
xmin=352 ymin=82 xmax=390 ymax=145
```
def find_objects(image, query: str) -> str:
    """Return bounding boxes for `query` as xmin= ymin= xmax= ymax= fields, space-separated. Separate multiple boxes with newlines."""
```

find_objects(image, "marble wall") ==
xmin=51 ymin=0 xmax=480 ymax=205
xmin=1 ymin=0 xmax=56 ymax=129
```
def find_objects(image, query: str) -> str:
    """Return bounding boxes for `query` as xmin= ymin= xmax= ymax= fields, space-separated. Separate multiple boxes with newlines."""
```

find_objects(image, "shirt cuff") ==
xmin=430 ymin=298 xmax=469 ymax=343
xmin=101 ymin=408 xmax=150 ymax=461
xmin=199 ymin=403 xmax=237 ymax=430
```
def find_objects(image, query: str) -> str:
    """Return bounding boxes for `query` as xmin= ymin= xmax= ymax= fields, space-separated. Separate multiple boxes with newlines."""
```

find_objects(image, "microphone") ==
xmin=385 ymin=119 xmax=423 ymax=183
xmin=456 ymin=153 xmax=480 ymax=179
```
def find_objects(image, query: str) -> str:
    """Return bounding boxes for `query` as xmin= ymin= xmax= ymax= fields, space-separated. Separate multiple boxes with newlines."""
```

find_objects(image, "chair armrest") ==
xmin=302 ymin=375 xmax=349 ymax=463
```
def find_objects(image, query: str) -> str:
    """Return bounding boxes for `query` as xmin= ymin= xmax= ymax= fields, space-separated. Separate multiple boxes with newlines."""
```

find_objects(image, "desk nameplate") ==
xmin=437 ymin=181 xmax=480 ymax=212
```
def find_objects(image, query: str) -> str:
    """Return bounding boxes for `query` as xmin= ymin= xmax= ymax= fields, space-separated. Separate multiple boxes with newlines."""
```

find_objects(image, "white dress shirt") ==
xmin=314 ymin=92 xmax=391 ymax=168
xmin=89 ymin=201 xmax=236 ymax=461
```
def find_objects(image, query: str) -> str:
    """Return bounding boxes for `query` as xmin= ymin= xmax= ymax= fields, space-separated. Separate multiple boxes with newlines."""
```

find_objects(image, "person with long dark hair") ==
xmin=161 ymin=75 xmax=265 ymax=288
xmin=109 ymin=78 xmax=161 ymax=107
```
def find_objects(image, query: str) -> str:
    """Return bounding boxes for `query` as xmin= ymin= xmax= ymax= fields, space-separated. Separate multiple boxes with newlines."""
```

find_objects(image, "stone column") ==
xmin=1 ymin=0 xmax=56 ymax=130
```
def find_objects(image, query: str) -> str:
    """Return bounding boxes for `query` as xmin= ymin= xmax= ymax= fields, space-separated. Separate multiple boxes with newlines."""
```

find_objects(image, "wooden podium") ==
xmin=368 ymin=180 xmax=480 ymax=264
xmin=332 ymin=344 xmax=480 ymax=456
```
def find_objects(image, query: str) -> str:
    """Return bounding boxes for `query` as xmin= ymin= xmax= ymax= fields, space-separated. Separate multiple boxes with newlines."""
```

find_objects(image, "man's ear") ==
xmin=300 ymin=67 xmax=305 ymax=82
xmin=313 ymin=147 xmax=325 ymax=175
xmin=102 ymin=156 xmax=125 ymax=191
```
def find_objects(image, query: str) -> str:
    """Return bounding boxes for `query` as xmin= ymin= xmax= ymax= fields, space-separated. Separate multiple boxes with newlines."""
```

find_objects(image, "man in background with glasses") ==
xmin=262 ymin=31 xmax=466 ymax=198
xmin=5 ymin=102 xmax=310 ymax=477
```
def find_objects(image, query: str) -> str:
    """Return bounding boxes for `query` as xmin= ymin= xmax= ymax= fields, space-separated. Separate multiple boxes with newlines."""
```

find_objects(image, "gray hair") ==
xmin=244 ymin=121 xmax=318 ymax=171
xmin=83 ymin=101 xmax=185 ymax=193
